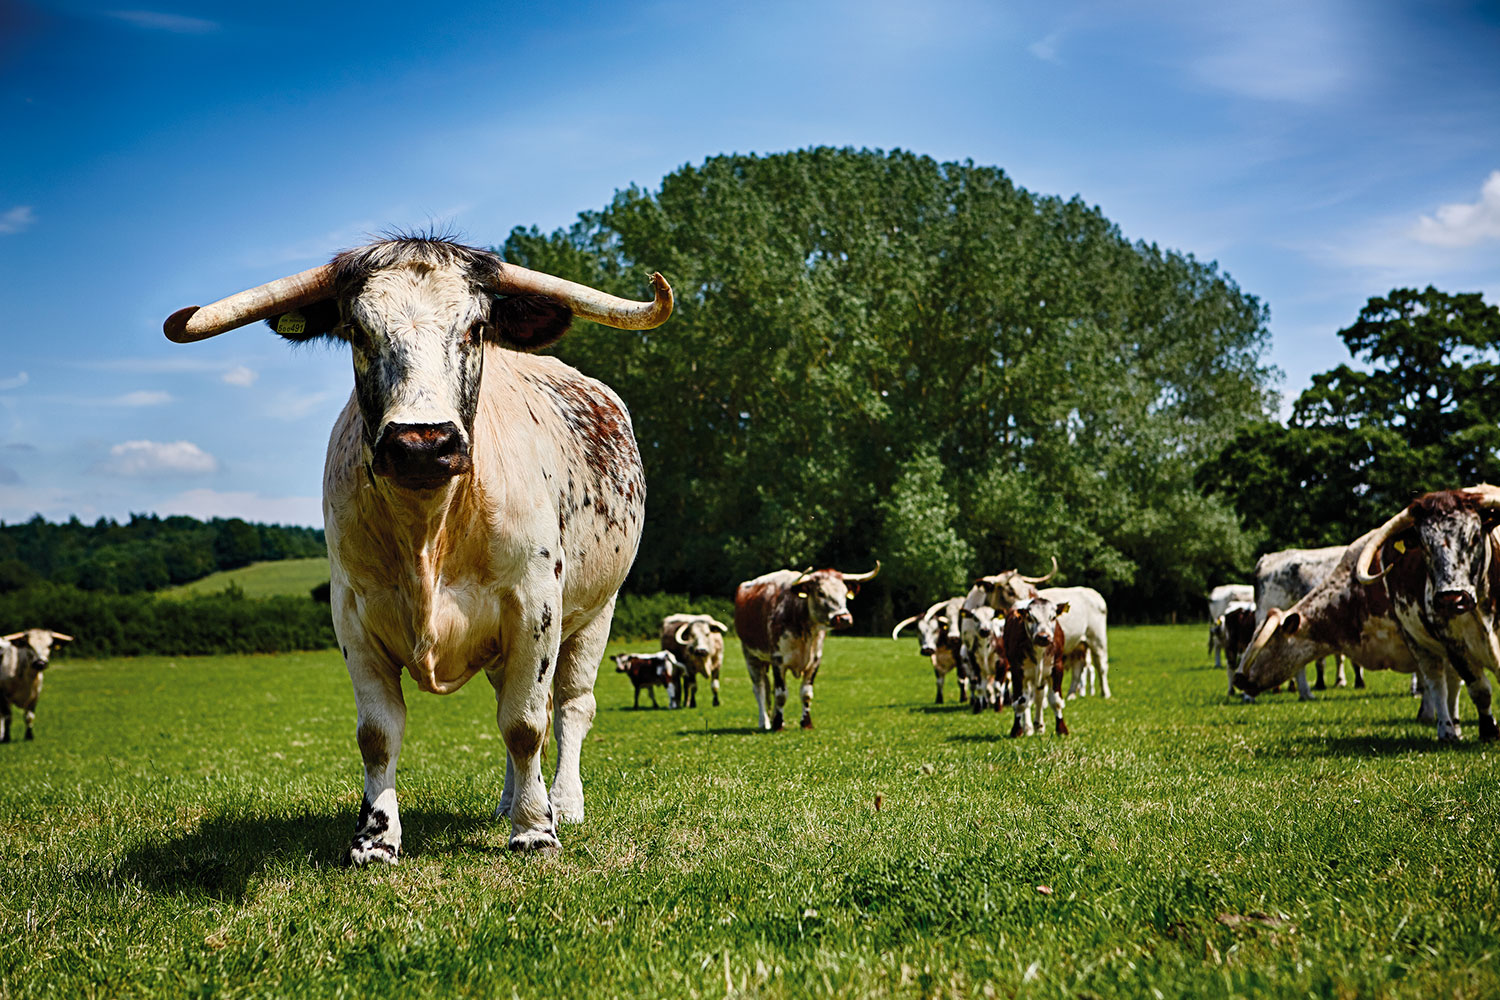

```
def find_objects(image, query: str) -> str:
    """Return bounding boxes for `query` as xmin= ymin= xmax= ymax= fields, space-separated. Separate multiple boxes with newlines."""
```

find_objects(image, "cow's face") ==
xmin=974 ymin=572 xmax=1039 ymax=613
xmin=914 ymin=614 xmax=945 ymax=656
xmin=1013 ymin=598 xmax=1068 ymax=647
xmin=1408 ymin=494 xmax=1496 ymax=618
xmin=673 ymin=618 xmax=725 ymax=664
xmin=798 ymin=571 xmax=858 ymax=630
xmin=16 ymin=629 xmax=66 ymax=671
xmin=1233 ymin=609 xmax=1315 ymax=695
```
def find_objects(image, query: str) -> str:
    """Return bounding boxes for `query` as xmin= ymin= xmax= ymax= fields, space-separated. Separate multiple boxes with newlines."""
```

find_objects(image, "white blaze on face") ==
xmin=350 ymin=264 xmax=486 ymax=446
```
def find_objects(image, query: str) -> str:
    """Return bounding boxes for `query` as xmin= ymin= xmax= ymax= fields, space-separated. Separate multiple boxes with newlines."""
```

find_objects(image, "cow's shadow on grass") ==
xmin=906 ymin=703 xmax=969 ymax=715
xmin=680 ymin=725 xmax=765 ymax=736
xmin=1263 ymin=734 xmax=1492 ymax=758
xmin=113 ymin=807 xmax=495 ymax=900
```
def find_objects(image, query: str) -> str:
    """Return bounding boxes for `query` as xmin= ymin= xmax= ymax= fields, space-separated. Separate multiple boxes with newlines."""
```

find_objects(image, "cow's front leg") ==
xmin=550 ymin=600 xmax=609 ymax=824
xmin=1049 ymin=684 xmax=1069 ymax=736
xmin=770 ymin=658 xmax=788 ymax=731
xmin=346 ymin=656 xmax=405 ymax=866
xmin=745 ymin=654 xmax=772 ymax=729
xmin=1334 ymin=654 xmax=1348 ymax=688
xmin=491 ymin=599 xmax=565 ymax=852
xmin=710 ymin=665 xmax=721 ymax=707
xmin=1467 ymin=671 xmax=1498 ymax=742
xmin=1419 ymin=664 xmax=1460 ymax=741
xmin=798 ymin=662 xmax=818 ymax=729
xmin=1295 ymin=666 xmax=1314 ymax=701
xmin=1353 ymin=661 xmax=1366 ymax=689
xmin=0 ymin=697 xmax=10 ymax=743
xmin=1314 ymin=658 xmax=1328 ymax=691
xmin=22 ymin=705 xmax=35 ymax=741
xmin=934 ymin=664 xmax=945 ymax=705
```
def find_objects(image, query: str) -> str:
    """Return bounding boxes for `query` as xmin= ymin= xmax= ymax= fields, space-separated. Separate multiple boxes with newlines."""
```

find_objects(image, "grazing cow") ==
xmin=966 ymin=559 xmax=1111 ymax=699
xmin=959 ymin=605 xmax=1008 ymax=711
xmin=165 ymin=235 xmax=673 ymax=861
xmin=1002 ymin=597 xmax=1075 ymax=736
xmin=1211 ymin=602 xmax=1257 ymax=696
xmin=660 ymin=614 xmax=729 ymax=707
xmin=0 ymin=630 xmax=72 ymax=743
xmin=612 ymin=651 xmax=687 ymax=709
xmin=1207 ymin=584 xmax=1253 ymax=672
xmin=891 ymin=597 xmax=971 ymax=704
xmin=1235 ymin=486 xmax=1500 ymax=741
xmin=1254 ymin=547 xmax=1363 ymax=698
xmin=734 ymin=562 xmax=880 ymax=730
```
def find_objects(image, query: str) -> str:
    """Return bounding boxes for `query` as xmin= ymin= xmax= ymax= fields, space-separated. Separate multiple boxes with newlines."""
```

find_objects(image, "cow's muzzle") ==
xmin=1032 ymin=633 xmax=1050 ymax=647
xmin=33 ymin=660 xmax=47 ymax=671
xmin=371 ymin=421 xmax=472 ymax=489
xmin=1433 ymin=590 xmax=1477 ymax=616
xmin=1232 ymin=672 xmax=1261 ymax=696
xmin=829 ymin=611 xmax=853 ymax=630
xmin=919 ymin=644 xmax=936 ymax=656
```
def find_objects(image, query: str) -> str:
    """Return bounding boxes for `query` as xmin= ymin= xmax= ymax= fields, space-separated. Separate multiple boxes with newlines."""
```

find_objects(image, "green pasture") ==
xmin=1 ymin=626 xmax=1496 ymax=999
xmin=159 ymin=558 xmax=329 ymax=600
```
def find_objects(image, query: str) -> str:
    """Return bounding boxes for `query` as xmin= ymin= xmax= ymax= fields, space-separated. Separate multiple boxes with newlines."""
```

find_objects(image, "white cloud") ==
xmin=0 ymin=206 xmax=36 ymax=235
xmin=100 ymin=440 xmax=218 ymax=478
xmin=111 ymin=390 xmax=173 ymax=407
xmin=1177 ymin=0 xmax=1360 ymax=104
xmin=222 ymin=365 xmax=258 ymax=386
xmin=159 ymin=488 xmax=322 ymax=526
xmin=1412 ymin=171 xmax=1500 ymax=248
xmin=107 ymin=10 xmax=218 ymax=33
xmin=0 ymin=373 xmax=27 ymax=391
xmin=1029 ymin=32 xmax=1062 ymax=63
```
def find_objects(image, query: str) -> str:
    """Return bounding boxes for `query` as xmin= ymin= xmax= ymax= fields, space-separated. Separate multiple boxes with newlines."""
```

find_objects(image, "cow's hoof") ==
xmin=550 ymin=789 xmax=585 ymax=825
xmin=800 ymin=717 xmax=813 ymax=730
xmin=0 ymin=734 xmax=9 ymax=745
xmin=1335 ymin=678 xmax=1347 ymax=688
xmin=712 ymin=696 xmax=720 ymax=707
xmin=1355 ymin=678 xmax=1366 ymax=689
xmin=508 ymin=827 xmax=561 ymax=854
xmin=770 ymin=712 xmax=784 ymax=731
xmin=1055 ymin=719 xmax=1070 ymax=736
xmin=1314 ymin=680 xmax=1327 ymax=691
xmin=347 ymin=837 xmax=399 ymax=867
xmin=23 ymin=730 xmax=33 ymax=741
xmin=1479 ymin=715 xmax=1500 ymax=742
xmin=1009 ymin=721 xmax=1023 ymax=738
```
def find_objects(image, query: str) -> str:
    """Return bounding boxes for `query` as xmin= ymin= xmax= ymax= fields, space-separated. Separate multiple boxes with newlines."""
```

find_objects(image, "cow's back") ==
xmin=735 ymin=570 xmax=800 ymax=654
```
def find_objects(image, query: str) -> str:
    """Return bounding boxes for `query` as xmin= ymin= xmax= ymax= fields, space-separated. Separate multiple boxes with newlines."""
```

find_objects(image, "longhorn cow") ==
xmin=1 ymin=629 xmax=73 ymax=743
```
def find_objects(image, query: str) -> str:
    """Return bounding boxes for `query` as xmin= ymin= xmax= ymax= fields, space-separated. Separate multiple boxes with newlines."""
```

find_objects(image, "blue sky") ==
xmin=2 ymin=0 xmax=1498 ymax=527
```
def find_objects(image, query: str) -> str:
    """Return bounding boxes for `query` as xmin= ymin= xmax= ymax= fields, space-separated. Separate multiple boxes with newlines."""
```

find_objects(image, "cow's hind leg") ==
xmin=1314 ymin=658 xmax=1328 ymax=691
xmin=771 ymin=659 xmax=788 ymax=731
xmin=0 ymin=698 xmax=10 ymax=744
xmin=799 ymin=664 xmax=818 ymax=729
xmin=1295 ymin=666 xmax=1314 ymax=701
xmin=550 ymin=604 xmax=610 ymax=825
xmin=1467 ymin=672 xmax=1498 ymax=742
xmin=1091 ymin=636 xmax=1111 ymax=699
xmin=22 ymin=705 xmax=35 ymax=741
xmin=346 ymin=654 xmax=406 ymax=866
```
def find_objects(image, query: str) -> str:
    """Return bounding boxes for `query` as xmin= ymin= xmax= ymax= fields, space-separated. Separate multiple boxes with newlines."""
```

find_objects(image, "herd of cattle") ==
xmin=9 ymin=230 xmax=1458 ymax=866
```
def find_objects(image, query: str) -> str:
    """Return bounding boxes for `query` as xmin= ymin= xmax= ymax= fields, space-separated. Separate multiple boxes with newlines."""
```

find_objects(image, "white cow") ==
xmin=1253 ymin=547 xmax=1363 ymax=700
xmin=0 ymin=629 xmax=73 ymax=743
xmin=966 ymin=561 xmax=1110 ymax=699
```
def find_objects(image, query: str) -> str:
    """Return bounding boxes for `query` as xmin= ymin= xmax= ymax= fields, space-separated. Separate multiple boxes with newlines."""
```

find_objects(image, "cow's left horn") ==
xmin=843 ymin=561 xmax=881 ymax=583
xmin=49 ymin=632 xmax=74 ymax=642
xmin=674 ymin=622 xmax=692 ymax=645
xmin=1019 ymin=556 xmax=1059 ymax=584
xmin=164 ymin=264 xmax=337 ymax=343
xmin=1355 ymin=509 xmax=1416 ymax=584
xmin=0 ymin=631 xmax=23 ymax=641
xmin=490 ymin=263 xmax=673 ymax=330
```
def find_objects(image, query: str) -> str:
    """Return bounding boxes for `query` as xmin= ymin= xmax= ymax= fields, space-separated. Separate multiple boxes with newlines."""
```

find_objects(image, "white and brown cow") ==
xmin=1236 ymin=487 xmax=1500 ymax=741
xmin=1207 ymin=584 xmax=1253 ymax=673
xmin=0 ymin=629 xmax=73 ymax=743
xmin=890 ymin=596 xmax=971 ymax=704
xmin=1002 ymin=597 xmax=1077 ymax=736
xmin=1210 ymin=602 xmax=1256 ymax=697
xmin=660 ymin=614 xmax=729 ymax=707
xmin=966 ymin=559 xmax=1110 ymax=699
xmin=612 ymin=650 xmax=687 ymax=709
xmin=958 ymin=605 xmax=1008 ymax=712
xmin=165 ymin=235 xmax=672 ymax=860
xmin=1253 ymin=547 xmax=1362 ymax=698
xmin=734 ymin=562 xmax=880 ymax=730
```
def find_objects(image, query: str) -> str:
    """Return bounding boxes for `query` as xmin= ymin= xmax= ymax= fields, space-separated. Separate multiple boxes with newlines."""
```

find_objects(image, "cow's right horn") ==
xmin=1019 ymin=556 xmax=1059 ymax=584
xmin=489 ymin=263 xmax=673 ymax=331
xmin=891 ymin=614 xmax=921 ymax=640
xmin=164 ymin=264 xmax=337 ymax=343
xmin=1355 ymin=508 xmax=1416 ymax=584
xmin=1238 ymin=608 xmax=1281 ymax=674
xmin=674 ymin=622 xmax=692 ymax=645
xmin=843 ymin=561 xmax=881 ymax=583
xmin=0 ymin=631 xmax=22 ymax=641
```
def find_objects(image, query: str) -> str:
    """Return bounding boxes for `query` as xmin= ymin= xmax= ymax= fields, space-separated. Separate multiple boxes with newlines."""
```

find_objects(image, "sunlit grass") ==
xmin=158 ymin=558 xmax=329 ymax=600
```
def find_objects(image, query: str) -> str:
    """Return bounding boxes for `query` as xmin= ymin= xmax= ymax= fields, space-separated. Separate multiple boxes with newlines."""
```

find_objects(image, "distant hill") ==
xmin=160 ymin=558 xmax=329 ymax=600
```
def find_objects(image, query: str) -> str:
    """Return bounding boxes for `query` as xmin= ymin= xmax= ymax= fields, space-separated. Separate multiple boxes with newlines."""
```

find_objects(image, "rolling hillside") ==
xmin=159 ymin=558 xmax=329 ymax=600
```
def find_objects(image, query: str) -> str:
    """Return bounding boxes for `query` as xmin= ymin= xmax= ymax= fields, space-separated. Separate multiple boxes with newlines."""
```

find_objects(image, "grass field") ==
xmin=159 ymin=558 xmax=329 ymax=600
xmin=1 ymin=626 xmax=1497 ymax=999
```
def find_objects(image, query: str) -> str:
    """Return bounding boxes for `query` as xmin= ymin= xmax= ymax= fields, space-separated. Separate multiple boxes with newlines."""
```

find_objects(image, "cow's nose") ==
xmin=1434 ymin=590 xmax=1476 ymax=615
xmin=919 ymin=645 xmax=936 ymax=656
xmin=372 ymin=421 xmax=472 ymax=488
xmin=33 ymin=660 xmax=47 ymax=671
xmin=1232 ymin=672 xmax=1260 ymax=695
xmin=830 ymin=611 xmax=853 ymax=630
xmin=692 ymin=646 xmax=709 ymax=656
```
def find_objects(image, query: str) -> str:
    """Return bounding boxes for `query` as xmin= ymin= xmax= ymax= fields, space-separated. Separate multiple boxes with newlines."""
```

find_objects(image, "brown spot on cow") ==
xmin=356 ymin=722 xmax=388 ymax=771
xmin=505 ymin=721 xmax=544 ymax=761
xmin=554 ymin=559 xmax=563 ymax=578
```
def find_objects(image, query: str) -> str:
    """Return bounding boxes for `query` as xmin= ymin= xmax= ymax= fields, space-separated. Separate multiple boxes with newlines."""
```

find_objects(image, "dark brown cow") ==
xmin=734 ymin=563 xmax=879 ymax=730
xmin=660 ymin=614 xmax=729 ymax=707
xmin=611 ymin=651 xmax=687 ymax=709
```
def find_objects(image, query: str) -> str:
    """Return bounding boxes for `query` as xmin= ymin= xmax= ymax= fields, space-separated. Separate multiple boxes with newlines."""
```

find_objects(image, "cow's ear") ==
xmin=486 ymin=294 xmax=572 ymax=351
xmin=265 ymin=299 xmax=342 ymax=342
xmin=1056 ymin=602 xmax=1070 ymax=615
xmin=1281 ymin=612 xmax=1302 ymax=635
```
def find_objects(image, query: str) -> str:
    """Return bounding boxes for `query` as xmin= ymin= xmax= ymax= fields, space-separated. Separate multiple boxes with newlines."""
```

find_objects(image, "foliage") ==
xmin=1201 ymin=286 xmax=1500 ymax=550
xmin=504 ymin=148 xmax=1275 ymax=624
xmin=0 ymin=512 xmax=325 ymax=595
xmin=0 ymin=582 xmax=336 ymax=657
xmin=610 ymin=590 xmax=736 ymax=640
xmin=1 ymin=631 xmax=1495 ymax=998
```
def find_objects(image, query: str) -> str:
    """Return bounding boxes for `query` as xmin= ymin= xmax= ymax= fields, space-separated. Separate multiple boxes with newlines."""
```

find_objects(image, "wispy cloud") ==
xmin=107 ymin=10 xmax=218 ymax=34
xmin=1184 ymin=1 xmax=1359 ymax=104
xmin=0 ymin=462 xmax=18 ymax=486
xmin=159 ymin=488 xmax=322 ymax=526
xmin=222 ymin=365 xmax=257 ymax=386
xmin=1029 ymin=32 xmax=1062 ymax=63
xmin=111 ymin=390 xmax=173 ymax=407
xmin=1412 ymin=170 xmax=1500 ymax=248
xmin=98 ymin=440 xmax=217 ymax=478
xmin=0 ymin=206 xmax=36 ymax=235
xmin=0 ymin=373 xmax=28 ymax=391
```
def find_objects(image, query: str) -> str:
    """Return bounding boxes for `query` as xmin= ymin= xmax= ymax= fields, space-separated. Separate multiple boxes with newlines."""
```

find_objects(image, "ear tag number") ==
xmin=276 ymin=311 xmax=307 ymax=336
xmin=1394 ymin=540 xmax=1406 ymax=554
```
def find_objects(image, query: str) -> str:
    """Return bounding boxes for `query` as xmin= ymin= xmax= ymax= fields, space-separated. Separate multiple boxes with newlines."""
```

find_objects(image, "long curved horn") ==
xmin=790 ymin=566 xmax=815 ymax=585
xmin=1238 ymin=608 xmax=1282 ymax=673
xmin=1019 ymin=556 xmax=1059 ymax=585
xmin=490 ymin=264 xmax=673 ymax=331
xmin=0 ymin=631 xmax=23 ymax=641
xmin=707 ymin=617 xmax=729 ymax=632
xmin=49 ymin=632 xmax=74 ymax=642
xmin=891 ymin=614 xmax=921 ymax=640
xmin=164 ymin=264 xmax=337 ymax=343
xmin=1355 ymin=509 xmax=1416 ymax=584
xmin=674 ymin=622 xmax=692 ymax=645
xmin=843 ymin=560 xmax=881 ymax=583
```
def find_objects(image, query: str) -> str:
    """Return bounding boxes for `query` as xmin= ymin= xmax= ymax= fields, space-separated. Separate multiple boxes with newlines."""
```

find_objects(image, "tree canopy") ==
xmin=505 ymin=148 xmax=1277 ymax=624
xmin=1200 ymin=286 xmax=1500 ymax=551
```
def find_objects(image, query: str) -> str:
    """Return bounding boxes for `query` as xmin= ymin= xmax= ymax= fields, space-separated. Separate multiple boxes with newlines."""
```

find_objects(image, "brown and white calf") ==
xmin=612 ymin=651 xmax=687 ymax=709
xmin=734 ymin=562 xmax=879 ymax=730
xmin=1210 ymin=603 xmax=1256 ymax=696
xmin=660 ymin=614 xmax=729 ymax=707
xmin=1235 ymin=487 xmax=1500 ymax=741
xmin=0 ymin=630 xmax=73 ymax=743
xmin=966 ymin=560 xmax=1110 ymax=699
xmin=891 ymin=597 xmax=971 ymax=704
xmin=166 ymin=235 xmax=672 ymax=861
xmin=1002 ymin=597 xmax=1075 ymax=736
xmin=959 ymin=605 xmax=1008 ymax=711
xmin=1254 ymin=547 xmax=1362 ymax=698
xmin=1207 ymin=584 xmax=1253 ymax=673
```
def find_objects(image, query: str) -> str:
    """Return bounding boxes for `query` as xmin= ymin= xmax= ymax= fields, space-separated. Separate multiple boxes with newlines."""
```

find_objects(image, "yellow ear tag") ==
xmin=847 ymin=591 xmax=855 ymax=600
xmin=276 ymin=311 xmax=307 ymax=336
xmin=1394 ymin=540 xmax=1406 ymax=554
xmin=796 ymin=592 xmax=807 ymax=599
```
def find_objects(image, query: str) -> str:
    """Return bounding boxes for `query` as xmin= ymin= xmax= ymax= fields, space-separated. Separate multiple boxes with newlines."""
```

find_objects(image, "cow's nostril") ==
xmin=373 ymin=421 xmax=471 ymax=486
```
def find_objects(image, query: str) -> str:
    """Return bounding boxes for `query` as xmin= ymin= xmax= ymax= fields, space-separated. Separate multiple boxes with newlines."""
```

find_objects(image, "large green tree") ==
xmin=505 ymin=148 xmax=1276 ymax=624
xmin=1200 ymin=286 xmax=1500 ymax=550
